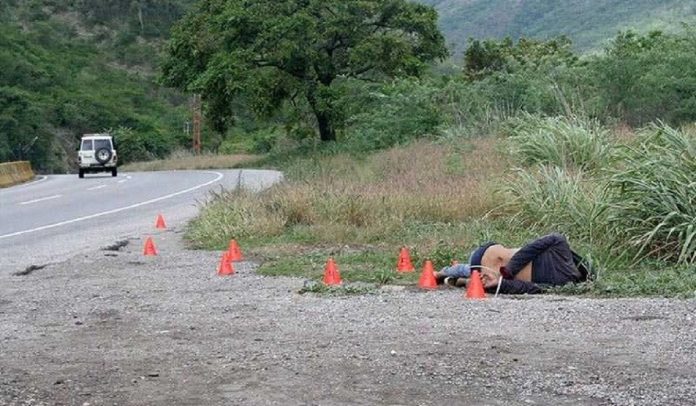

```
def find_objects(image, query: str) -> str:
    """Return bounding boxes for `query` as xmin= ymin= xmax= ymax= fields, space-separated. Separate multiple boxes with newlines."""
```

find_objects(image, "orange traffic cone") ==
xmin=396 ymin=247 xmax=415 ymax=273
xmin=143 ymin=237 xmax=158 ymax=256
xmin=322 ymin=257 xmax=342 ymax=286
xmin=155 ymin=214 xmax=167 ymax=229
xmin=418 ymin=260 xmax=437 ymax=290
xmin=466 ymin=270 xmax=487 ymax=299
xmin=227 ymin=239 xmax=244 ymax=261
xmin=217 ymin=251 xmax=235 ymax=276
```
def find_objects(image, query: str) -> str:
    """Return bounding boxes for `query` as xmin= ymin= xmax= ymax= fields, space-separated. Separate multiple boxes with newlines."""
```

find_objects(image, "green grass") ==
xmin=257 ymin=250 xmax=421 ymax=286
xmin=608 ymin=124 xmax=696 ymax=265
xmin=185 ymin=114 xmax=695 ymax=298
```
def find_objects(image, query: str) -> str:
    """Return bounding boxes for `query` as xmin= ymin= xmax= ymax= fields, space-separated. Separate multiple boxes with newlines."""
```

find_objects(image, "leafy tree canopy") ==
xmin=161 ymin=0 xmax=448 ymax=141
xmin=464 ymin=36 xmax=578 ymax=81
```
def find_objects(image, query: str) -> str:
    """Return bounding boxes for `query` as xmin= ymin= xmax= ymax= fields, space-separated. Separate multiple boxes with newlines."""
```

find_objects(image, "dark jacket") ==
xmin=492 ymin=233 xmax=584 ymax=294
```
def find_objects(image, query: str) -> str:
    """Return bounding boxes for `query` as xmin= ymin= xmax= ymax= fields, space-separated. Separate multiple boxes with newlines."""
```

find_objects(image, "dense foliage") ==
xmin=608 ymin=125 xmax=696 ymax=265
xmin=0 ymin=1 xmax=193 ymax=171
xmin=421 ymin=0 xmax=696 ymax=53
xmin=162 ymin=0 xmax=447 ymax=142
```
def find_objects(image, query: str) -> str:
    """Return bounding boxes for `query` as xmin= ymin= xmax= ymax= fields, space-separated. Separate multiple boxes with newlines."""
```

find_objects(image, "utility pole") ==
xmin=191 ymin=93 xmax=202 ymax=154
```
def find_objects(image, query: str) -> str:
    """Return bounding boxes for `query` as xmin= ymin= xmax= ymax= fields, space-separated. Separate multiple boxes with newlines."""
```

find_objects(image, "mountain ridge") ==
xmin=420 ymin=0 xmax=696 ymax=53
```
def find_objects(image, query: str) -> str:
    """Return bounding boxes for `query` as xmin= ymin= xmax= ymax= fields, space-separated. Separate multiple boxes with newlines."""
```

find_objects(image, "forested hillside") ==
xmin=0 ymin=0 xmax=195 ymax=172
xmin=422 ymin=0 xmax=696 ymax=52
xmin=3 ymin=0 xmax=696 ymax=173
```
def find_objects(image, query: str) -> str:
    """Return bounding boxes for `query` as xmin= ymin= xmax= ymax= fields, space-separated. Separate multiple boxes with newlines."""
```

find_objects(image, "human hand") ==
xmin=480 ymin=267 xmax=501 ymax=289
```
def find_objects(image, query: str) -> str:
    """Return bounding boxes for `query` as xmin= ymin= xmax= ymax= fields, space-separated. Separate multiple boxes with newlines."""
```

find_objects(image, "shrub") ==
xmin=342 ymin=79 xmax=443 ymax=151
xmin=501 ymin=165 xmax=610 ymax=245
xmin=591 ymin=30 xmax=696 ymax=126
xmin=112 ymin=126 xmax=176 ymax=163
xmin=506 ymin=114 xmax=614 ymax=172
xmin=608 ymin=124 xmax=696 ymax=264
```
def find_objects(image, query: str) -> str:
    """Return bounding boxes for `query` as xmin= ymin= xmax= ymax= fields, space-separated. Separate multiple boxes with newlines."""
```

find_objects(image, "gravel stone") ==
xmin=0 ymin=229 xmax=694 ymax=405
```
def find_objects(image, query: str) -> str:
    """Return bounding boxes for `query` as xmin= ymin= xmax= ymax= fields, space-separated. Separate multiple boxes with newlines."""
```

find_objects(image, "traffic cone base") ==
xmin=466 ymin=270 xmax=487 ymax=299
xmin=143 ymin=237 xmax=158 ymax=256
xmin=227 ymin=239 xmax=244 ymax=261
xmin=217 ymin=251 xmax=235 ymax=276
xmin=155 ymin=214 xmax=167 ymax=229
xmin=418 ymin=260 xmax=437 ymax=290
xmin=396 ymin=247 xmax=415 ymax=273
xmin=323 ymin=257 xmax=342 ymax=286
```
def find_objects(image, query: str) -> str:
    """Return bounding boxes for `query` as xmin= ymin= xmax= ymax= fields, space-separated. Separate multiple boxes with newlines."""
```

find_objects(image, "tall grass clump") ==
xmin=500 ymin=165 xmax=610 ymax=245
xmin=608 ymin=124 xmax=696 ymax=265
xmin=186 ymin=188 xmax=286 ymax=248
xmin=506 ymin=114 xmax=614 ymax=172
xmin=186 ymin=139 xmax=506 ymax=249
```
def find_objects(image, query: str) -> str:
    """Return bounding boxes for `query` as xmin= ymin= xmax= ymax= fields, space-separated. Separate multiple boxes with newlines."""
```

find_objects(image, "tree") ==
xmin=464 ymin=36 xmax=577 ymax=81
xmin=161 ymin=0 xmax=447 ymax=141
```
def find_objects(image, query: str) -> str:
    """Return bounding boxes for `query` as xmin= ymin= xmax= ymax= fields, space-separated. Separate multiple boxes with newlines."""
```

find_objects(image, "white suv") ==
xmin=77 ymin=134 xmax=118 ymax=178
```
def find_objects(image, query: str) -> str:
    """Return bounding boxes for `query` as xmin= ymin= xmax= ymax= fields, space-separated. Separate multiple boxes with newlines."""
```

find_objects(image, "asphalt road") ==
xmin=0 ymin=170 xmax=282 ymax=273
xmin=1 ymin=170 xmax=695 ymax=406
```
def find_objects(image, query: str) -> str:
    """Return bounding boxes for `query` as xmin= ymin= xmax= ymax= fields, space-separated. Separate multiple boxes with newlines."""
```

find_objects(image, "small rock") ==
xmin=390 ymin=350 xmax=397 ymax=356
xmin=147 ymin=372 xmax=159 ymax=377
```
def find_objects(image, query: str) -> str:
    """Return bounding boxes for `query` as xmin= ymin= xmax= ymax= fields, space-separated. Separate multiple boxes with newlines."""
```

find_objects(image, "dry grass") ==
xmin=187 ymin=138 xmax=509 ymax=249
xmin=120 ymin=150 xmax=260 ymax=172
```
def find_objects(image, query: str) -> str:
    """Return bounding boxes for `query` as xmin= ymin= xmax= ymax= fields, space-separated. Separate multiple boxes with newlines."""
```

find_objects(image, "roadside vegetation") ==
xmin=4 ymin=0 xmax=694 ymax=297
xmin=0 ymin=1 xmax=195 ymax=172
xmin=120 ymin=149 xmax=258 ymax=172
xmin=178 ymin=23 xmax=696 ymax=297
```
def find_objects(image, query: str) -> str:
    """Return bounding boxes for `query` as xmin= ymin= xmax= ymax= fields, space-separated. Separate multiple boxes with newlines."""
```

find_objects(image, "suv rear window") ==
xmin=94 ymin=139 xmax=112 ymax=150
xmin=81 ymin=140 xmax=93 ymax=151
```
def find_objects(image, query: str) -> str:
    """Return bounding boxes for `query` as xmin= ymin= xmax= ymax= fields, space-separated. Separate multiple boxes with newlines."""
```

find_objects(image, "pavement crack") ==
xmin=13 ymin=264 xmax=48 ymax=276
xmin=103 ymin=239 xmax=130 ymax=251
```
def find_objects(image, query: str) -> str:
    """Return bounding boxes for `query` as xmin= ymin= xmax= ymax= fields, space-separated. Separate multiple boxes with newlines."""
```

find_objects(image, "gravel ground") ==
xmin=1 ymin=227 xmax=695 ymax=406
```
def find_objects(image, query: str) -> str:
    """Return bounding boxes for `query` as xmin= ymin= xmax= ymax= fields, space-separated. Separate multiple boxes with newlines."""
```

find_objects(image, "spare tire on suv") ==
xmin=77 ymin=134 xmax=118 ymax=178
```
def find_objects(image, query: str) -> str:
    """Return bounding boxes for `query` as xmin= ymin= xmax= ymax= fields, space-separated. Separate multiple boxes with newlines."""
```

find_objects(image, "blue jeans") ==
xmin=439 ymin=263 xmax=471 ymax=279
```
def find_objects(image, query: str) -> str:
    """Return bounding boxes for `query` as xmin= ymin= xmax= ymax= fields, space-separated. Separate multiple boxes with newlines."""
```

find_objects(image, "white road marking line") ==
xmin=87 ymin=185 xmax=107 ymax=191
xmin=2 ymin=176 xmax=48 ymax=191
xmin=0 ymin=171 xmax=224 ymax=240
xmin=19 ymin=195 xmax=62 ymax=205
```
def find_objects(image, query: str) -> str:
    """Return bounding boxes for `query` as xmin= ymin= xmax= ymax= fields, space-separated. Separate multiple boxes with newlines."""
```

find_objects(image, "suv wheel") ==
xmin=78 ymin=169 xmax=84 ymax=179
xmin=112 ymin=168 xmax=118 ymax=177
xmin=95 ymin=148 xmax=113 ymax=164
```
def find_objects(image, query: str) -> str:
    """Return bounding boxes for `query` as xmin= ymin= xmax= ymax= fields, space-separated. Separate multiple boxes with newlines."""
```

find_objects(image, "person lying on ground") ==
xmin=434 ymin=233 xmax=591 ymax=294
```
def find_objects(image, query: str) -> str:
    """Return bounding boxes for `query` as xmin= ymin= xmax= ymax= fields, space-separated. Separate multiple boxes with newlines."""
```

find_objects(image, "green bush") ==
xmin=590 ymin=29 xmax=696 ymax=125
xmin=608 ymin=124 xmax=696 ymax=264
xmin=501 ymin=165 xmax=610 ymax=245
xmin=342 ymin=79 xmax=443 ymax=151
xmin=506 ymin=114 xmax=614 ymax=172
xmin=112 ymin=126 xmax=176 ymax=163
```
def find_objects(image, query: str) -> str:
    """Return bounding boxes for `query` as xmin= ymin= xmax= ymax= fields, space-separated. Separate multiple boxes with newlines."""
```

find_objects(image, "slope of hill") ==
xmin=0 ymin=1 xmax=194 ymax=171
xmin=421 ymin=0 xmax=696 ymax=53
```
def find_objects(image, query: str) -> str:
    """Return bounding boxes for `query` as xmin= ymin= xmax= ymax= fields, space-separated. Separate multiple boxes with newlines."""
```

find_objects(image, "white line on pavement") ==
xmin=3 ymin=176 xmax=49 ymax=191
xmin=19 ymin=195 xmax=62 ymax=205
xmin=87 ymin=185 xmax=107 ymax=191
xmin=0 ymin=171 xmax=224 ymax=240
